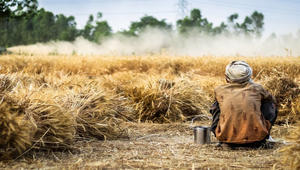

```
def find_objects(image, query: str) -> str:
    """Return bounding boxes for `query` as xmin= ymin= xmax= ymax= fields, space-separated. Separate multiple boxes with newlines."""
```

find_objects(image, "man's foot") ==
xmin=216 ymin=142 xmax=235 ymax=149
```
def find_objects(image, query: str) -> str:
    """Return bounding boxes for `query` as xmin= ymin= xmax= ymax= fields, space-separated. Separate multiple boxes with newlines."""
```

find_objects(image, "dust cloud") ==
xmin=8 ymin=28 xmax=300 ymax=56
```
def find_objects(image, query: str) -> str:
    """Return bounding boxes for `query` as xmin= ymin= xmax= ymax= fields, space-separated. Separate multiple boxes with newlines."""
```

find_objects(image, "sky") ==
xmin=38 ymin=0 xmax=300 ymax=39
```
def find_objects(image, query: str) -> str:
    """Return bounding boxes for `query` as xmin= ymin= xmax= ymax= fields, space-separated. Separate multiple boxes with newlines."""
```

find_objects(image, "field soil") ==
xmin=0 ymin=121 xmax=293 ymax=170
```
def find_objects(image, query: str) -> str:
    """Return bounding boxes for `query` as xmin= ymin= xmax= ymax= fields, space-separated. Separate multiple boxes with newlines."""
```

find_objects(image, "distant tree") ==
xmin=0 ymin=6 xmax=79 ymax=47
xmin=33 ymin=9 xmax=56 ymax=42
xmin=80 ymin=14 xmax=94 ymax=41
xmin=228 ymin=13 xmax=238 ymax=23
xmin=0 ymin=0 xmax=38 ymax=20
xmin=0 ymin=0 xmax=38 ymax=47
xmin=213 ymin=22 xmax=227 ymax=35
xmin=79 ymin=12 xmax=112 ymax=43
xmin=250 ymin=11 xmax=264 ymax=36
xmin=227 ymin=11 xmax=264 ymax=37
xmin=92 ymin=12 xmax=112 ymax=43
xmin=227 ymin=13 xmax=239 ymax=32
xmin=55 ymin=14 xmax=77 ymax=41
xmin=176 ymin=8 xmax=227 ymax=35
xmin=120 ymin=15 xmax=172 ymax=36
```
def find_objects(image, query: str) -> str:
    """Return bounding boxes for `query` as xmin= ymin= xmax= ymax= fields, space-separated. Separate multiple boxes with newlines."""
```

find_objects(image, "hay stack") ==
xmin=0 ymin=74 xmax=18 ymax=92
xmin=264 ymin=77 xmax=299 ymax=104
xmin=260 ymin=70 xmax=300 ymax=122
xmin=280 ymin=125 xmax=300 ymax=170
xmin=291 ymin=96 xmax=300 ymax=119
xmin=61 ymin=88 xmax=130 ymax=140
xmin=123 ymin=78 xmax=211 ymax=123
xmin=0 ymin=94 xmax=32 ymax=160
xmin=29 ymin=103 xmax=76 ymax=149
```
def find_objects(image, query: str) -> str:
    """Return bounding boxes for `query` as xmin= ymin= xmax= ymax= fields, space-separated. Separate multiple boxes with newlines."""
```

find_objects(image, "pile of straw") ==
xmin=28 ymin=103 xmax=76 ymax=149
xmin=124 ymin=78 xmax=211 ymax=123
xmin=60 ymin=87 xmax=130 ymax=140
xmin=0 ymin=74 xmax=18 ymax=92
xmin=280 ymin=125 xmax=300 ymax=170
xmin=0 ymin=94 xmax=32 ymax=160
xmin=264 ymin=77 xmax=299 ymax=105
xmin=261 ymin=70 xmax=300 ymax=121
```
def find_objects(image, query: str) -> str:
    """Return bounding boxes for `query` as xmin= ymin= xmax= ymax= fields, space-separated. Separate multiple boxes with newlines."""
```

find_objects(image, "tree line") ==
xmin=0 ymin=0 xmax=265 ymax=47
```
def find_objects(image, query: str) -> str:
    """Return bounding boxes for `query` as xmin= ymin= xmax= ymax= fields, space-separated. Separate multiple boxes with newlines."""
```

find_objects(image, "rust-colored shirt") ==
xmin=214 ymin=81 xmax=275 ymax=144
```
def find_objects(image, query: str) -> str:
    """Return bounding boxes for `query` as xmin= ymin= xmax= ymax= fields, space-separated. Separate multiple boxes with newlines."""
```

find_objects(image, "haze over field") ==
xmin=9 ymin=28 xmax=300 ymax=56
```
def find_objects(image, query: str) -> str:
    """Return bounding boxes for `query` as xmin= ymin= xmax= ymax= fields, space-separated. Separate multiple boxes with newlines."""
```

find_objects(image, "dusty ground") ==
xmin=0 ymin=121 xmax=295 ymax=170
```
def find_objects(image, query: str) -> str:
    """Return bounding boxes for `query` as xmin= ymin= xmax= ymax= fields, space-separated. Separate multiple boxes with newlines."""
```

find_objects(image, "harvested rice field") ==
xmin=0 ymin=54 xmax=299 ymax=169
xmin=0 ymin=122 xmax=296 ymax=169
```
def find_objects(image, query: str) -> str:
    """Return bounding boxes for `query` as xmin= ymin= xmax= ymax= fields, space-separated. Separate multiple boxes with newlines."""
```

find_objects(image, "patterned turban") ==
xmin=225 ymin=61 xmax=253 ymax=83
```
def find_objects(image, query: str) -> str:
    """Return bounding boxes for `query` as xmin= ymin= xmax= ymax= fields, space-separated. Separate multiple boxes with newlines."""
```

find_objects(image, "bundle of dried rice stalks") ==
xmin=0 ymin=94 xmax=32 ymax=160
xmin=280 ymin=125 xmax=300 ymax=170
xmin=260 ymin=69 xmax=300 ymax=122
xmin=0 ymin=74 xmax=19 ymax=92
xmin=60 ymin=86 xmax=130 ymax=140
xmin=18 ymin=74 xmax=48 ymax=88
xmin=28 ymin=102 xmax=76 ymax=149
xmin=76 ymin=113 xmax=127 ymax=140
xmin=123 ymin=77 xmax=211 ymax=123
xmin=291 ymin=96 xmax=300 ymax=119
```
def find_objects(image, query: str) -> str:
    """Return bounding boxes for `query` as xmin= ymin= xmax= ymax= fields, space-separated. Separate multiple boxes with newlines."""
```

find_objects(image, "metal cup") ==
xmin=194 ymin=126 xmax=211 ymax=144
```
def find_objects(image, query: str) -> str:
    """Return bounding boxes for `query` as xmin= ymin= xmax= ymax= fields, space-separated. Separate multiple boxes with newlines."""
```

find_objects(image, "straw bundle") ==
xmin=61 ymin=88 xmax=130 ymax=140
xmin=29 ymin=103 xmax=76 ymax=149
xmin=19 ymin=74 xmax=48 ymax=88
xmin=76 ymin=113 xmax=127 ymax=140
xmin=264 ymin=77 xmax=299 ymax=104
xmin=0 ymin=94 xmax=32 ymax=160
xmin=291 ymin=96 xmax=300 ymax=120
xmin=260 ymin=70 xmax=300 ymax=121
xmin=280 ymin=125 xmax=300 ymax=170
xmin=124 ymin=78 xmax=211 ymax=123
xmin=0 ymin=74 xmax=18 ymax=92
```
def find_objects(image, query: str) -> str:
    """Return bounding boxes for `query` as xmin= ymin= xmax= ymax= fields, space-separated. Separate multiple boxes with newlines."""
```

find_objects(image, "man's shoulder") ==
xmin=214 ymin=84 xmax=230 ymax=91
xmin=249 ymin=82 xmax=264 ymax=89
xmin=215 ymin=82 xmax=265 ymax=91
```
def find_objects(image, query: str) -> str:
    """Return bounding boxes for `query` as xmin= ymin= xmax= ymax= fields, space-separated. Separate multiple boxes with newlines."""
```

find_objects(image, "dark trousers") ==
xmin=210 ymin=101 xmax=278 ymax=146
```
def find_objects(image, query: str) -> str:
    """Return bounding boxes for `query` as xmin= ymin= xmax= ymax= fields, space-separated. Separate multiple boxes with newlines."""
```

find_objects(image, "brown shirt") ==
xmin=214 ymin=81 xmax=275 ymax=144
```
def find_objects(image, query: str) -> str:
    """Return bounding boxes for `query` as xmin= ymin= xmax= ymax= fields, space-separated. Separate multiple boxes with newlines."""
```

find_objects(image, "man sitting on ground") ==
xmin=210 ymin=61 xmax=278 ymax=148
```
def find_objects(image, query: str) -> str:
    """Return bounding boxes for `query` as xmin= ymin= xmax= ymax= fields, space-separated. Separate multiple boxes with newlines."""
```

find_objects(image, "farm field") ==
xmin=0 ymin=54 xmax=299 ymax=169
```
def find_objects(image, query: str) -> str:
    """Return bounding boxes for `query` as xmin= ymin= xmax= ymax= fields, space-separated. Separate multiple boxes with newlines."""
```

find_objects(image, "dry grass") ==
xmin=29 ymin=103 xmax=76 ymax=149
xmin=123 ymin=77 xmax=211 ymax=123
xmin=0 ymin=122 xmax=292 ymax=169
xmin=0 ymin=54 xmax=299 ymax=169
xmin=0 ymin=94 xmax=32 ymax=160
xmin=1 ymin=55 xmax=300 ymax=78
xmin=280 ymin=123 xmax=300 ymax=170
xmin=258 ymin=69 xmax=300 ymax=123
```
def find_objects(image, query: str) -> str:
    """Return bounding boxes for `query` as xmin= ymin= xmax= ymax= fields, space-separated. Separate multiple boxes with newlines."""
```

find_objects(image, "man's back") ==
xmin=214 ymin=81 xmax=273 ymax=144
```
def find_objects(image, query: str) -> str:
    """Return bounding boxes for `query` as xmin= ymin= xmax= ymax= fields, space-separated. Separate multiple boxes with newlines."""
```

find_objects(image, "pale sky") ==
xmin=39 ymin=0 xmax=300 ymax=39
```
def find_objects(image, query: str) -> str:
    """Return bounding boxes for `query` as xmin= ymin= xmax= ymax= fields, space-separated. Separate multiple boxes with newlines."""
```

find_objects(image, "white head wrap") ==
xmin=225 ymin=61 xmax=252 ymax=83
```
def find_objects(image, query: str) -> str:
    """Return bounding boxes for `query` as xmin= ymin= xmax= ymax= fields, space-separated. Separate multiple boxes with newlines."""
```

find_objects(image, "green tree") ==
xmin=55 ymin=14 xmax=77 ymax=41
xmin=0 ymin=0 xmax=38 ymax=47
xmin=34 ymin=9 xmax=56 ymax=42
xmin=79 ymin=12 xmax=112 ymax=43
xmin=0 ymin=0 xmax=38 ymax=20
xmin=176 ymin=8 xmax=226 ymax=35
xmin=120 ymin=15 xmax=172 ymax=36
xmin=227 ymin=11 xmax=264 ymax=37
xmin=0 ymin=6 xmax=79 ymax=47
xmin=81 ymin=14 xmax=94 ymax=41
xmin=250 ymin=11 xmax=264 ymax=36
xmin=93 ymin=12 xmax=111 ymax=42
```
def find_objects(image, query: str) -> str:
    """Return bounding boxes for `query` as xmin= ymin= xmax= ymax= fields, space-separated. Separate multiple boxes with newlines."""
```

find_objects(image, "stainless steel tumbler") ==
xmin=193 ymin=126 xmax=211 ymax=144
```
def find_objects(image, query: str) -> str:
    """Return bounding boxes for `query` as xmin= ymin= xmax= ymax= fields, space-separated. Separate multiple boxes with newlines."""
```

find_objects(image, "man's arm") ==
xmin=260 ymin=86 xmax=277 ymax=104
xmin=260 ymin=86 xmax=278 ymax=126
xmin=210 ymin=101 xmax=220 ymax=136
